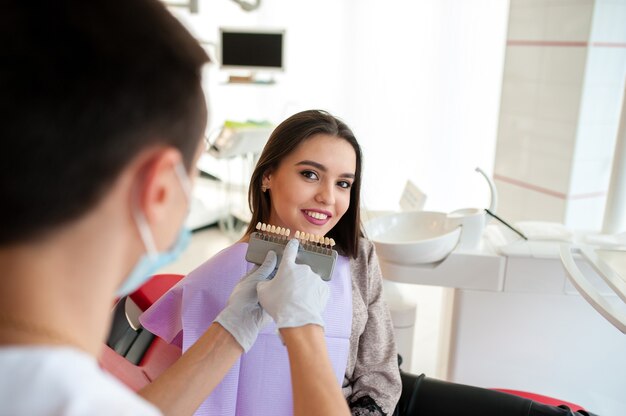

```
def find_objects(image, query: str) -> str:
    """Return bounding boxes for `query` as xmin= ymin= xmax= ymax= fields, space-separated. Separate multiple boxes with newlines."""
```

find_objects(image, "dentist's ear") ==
xmin=132 ymin=146 xmax=185 ymax=230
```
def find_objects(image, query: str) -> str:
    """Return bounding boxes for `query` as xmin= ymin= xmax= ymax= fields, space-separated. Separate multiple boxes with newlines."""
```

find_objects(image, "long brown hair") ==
xmin=244 ymin=110 xmax=363 ymax=258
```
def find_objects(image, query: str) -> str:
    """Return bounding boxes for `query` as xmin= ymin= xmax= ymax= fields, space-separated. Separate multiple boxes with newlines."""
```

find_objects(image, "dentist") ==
xmin=0 ymin=1 xmax=349 ymax=415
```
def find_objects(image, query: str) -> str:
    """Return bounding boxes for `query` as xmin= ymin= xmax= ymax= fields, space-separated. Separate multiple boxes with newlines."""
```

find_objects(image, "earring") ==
xmin=262 ymin=185 xmax=268 ymax=192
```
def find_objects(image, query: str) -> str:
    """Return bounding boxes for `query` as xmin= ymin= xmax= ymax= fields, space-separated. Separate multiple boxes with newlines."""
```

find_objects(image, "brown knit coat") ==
xmin=342 ymin=238 xmax=402 ymax=415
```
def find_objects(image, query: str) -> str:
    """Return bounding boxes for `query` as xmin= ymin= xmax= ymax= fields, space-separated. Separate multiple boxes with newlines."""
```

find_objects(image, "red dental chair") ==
xmin=99 ymin=274 xmax=184 ymax=391
xmin=100 ymin=274 xmax=588 ymax=414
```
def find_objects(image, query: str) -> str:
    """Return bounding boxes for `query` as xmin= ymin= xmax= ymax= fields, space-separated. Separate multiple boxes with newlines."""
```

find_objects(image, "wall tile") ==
xmin=523 ymin=187 xmax=567 ymax=222
xmin=495 ymin=153 xmax=571 ymax=214
xmin=528 ymin=152 xmax=572 ymax=193
xmin=508 ymin=3 xmax=546 ymax=40
xmin=536 ymin=82 xmax=585 ymax=123
xmin=503 ymin=46 xmax=543 ymax=84
xmin=527 ymin=118 xmax=578 ymax=158
xmin=495 ymin=115 xmax=577 ymax=190
xmin=544 ymin=3 xmax=594 ymax=41
xmin=496 ymin=114 xmax=538 ymax=176
xmin=539 ymin=47 xmax=587 ymax=86
xmin=494 ymin=180 xmax=526 ymax=222
xmin=500 ymin=78 xmax=540 ymax=117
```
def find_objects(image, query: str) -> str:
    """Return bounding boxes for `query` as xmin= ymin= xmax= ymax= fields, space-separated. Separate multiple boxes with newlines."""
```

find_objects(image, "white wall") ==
xmin=343 ymin=0 xmax=510 ymax=214
xmin=169 ymin=0 xmax=509 ymax=215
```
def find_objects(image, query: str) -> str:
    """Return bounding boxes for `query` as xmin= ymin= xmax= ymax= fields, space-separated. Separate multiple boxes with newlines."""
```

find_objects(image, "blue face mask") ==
xmin=117 ymin=163 xmax=193 ymax=297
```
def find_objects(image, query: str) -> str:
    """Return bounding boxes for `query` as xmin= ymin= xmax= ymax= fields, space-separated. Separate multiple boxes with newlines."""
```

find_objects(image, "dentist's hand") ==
xmin=257 ymin=239 xmax=330 ymax=329
xmin=214 ymin=250 xmax=277 ymax=352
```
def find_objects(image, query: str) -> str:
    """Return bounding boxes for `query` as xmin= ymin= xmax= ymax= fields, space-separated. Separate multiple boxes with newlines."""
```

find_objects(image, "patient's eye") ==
xmin=337 ymin=180 xmax=352 ymax=189
xmin=300 ymin=170 xmax=319 ymax=181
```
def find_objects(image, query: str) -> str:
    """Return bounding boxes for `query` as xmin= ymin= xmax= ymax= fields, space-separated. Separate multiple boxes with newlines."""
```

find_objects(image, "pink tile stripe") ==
xmin=507 ymin=40 xmax=626 ymax=48
xmin=494 ymin=173 xmax=607 ymax=200
xmin=591 ymin=42 xmax=626 ymax=48
xmin=507 ymin=40 xmax=587 ymax=47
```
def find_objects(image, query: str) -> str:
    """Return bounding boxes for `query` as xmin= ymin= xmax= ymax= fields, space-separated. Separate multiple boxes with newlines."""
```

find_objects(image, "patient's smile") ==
xmin=305 ymin=210 xmax=327 ymax=220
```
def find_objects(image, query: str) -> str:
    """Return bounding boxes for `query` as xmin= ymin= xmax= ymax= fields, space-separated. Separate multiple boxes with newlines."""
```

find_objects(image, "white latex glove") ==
xmin=257 ymin=239 xmax=330 ymax=329
xmin=214 ymin=250 xmax=277 ymax=352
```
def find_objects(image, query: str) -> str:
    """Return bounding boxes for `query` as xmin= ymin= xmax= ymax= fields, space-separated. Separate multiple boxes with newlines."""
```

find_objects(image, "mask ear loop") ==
xmin=174 ymin=162 xmax=192 ymax=201
xmin=132 ymin=203 xmax=159 ymax=260
xmin=131 ymin=176 xmax=159 ymax=260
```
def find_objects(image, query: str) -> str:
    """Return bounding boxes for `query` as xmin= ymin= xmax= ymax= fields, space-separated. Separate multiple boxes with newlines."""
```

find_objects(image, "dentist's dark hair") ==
xmin=0 ymin=0 xmax=209 ymax=245
xmin=245 ymin=110 xmax=363 ymax=258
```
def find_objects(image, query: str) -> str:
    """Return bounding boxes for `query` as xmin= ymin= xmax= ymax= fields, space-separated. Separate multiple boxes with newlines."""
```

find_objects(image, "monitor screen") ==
xmin=219 ymin=28 xmax=284 ymax=72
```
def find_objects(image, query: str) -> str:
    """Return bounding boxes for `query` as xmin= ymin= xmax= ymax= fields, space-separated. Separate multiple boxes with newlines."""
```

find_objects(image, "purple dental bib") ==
xmin=140 ymin=243 xmax=353 ymax=416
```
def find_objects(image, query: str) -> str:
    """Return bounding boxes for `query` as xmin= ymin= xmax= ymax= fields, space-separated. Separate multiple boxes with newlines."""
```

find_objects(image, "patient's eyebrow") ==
xmin=295 ymin=160 xmax=355 ymax=179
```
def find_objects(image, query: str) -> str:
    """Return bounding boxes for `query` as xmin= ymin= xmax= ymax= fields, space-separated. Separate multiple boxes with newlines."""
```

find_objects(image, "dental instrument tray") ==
xmin=246 ymin=222 xmax=338 ymax=281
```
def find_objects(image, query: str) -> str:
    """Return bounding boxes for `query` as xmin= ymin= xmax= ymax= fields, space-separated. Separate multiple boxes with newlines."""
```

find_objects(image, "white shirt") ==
xmin=0 ymin=346 xmax=161 ymax=416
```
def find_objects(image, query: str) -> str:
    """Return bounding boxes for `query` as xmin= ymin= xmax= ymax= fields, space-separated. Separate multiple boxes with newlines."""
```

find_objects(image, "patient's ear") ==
xmin=262 ymin=169 xmax=273 ymax=189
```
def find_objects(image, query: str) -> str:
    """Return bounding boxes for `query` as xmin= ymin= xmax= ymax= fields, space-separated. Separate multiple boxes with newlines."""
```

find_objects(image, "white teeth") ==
xmin=257 ymin=222 xmax=335 ymax=253
xmin=258 ymin=223 xmax=285 ymax=237
xmin=305 ymin=210 xmax=328 ymax=220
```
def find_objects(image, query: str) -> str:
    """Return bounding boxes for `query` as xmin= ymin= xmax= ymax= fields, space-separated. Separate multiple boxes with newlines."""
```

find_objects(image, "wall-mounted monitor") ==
xmin=219 ymin=28 xmax=285 ymax=72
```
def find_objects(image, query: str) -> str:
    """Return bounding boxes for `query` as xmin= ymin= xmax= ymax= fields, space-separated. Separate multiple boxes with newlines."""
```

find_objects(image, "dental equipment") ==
xmin=245 ymin=222 xmax=338 ymax=281
xmin=484 ymin=209 xmax=527 ymax=240
xmin=475 ymin=166 xmax=498 ymax=213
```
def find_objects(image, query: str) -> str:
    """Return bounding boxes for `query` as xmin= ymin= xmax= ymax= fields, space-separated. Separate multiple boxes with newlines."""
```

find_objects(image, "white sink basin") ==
xmin=365 ymin=211 xmax=461 ymax=264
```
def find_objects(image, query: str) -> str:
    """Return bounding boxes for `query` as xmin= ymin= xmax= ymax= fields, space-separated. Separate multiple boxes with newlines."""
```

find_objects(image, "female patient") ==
xmin=140 ymin=110 xmax=401 ymax=415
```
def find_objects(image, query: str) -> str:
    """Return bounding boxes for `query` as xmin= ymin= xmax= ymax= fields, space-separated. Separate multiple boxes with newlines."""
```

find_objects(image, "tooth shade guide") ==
xmin=255 ymin=223 xmax=334 ymax=252
xmin=247 ymin=224 xmax=338 ymax=281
